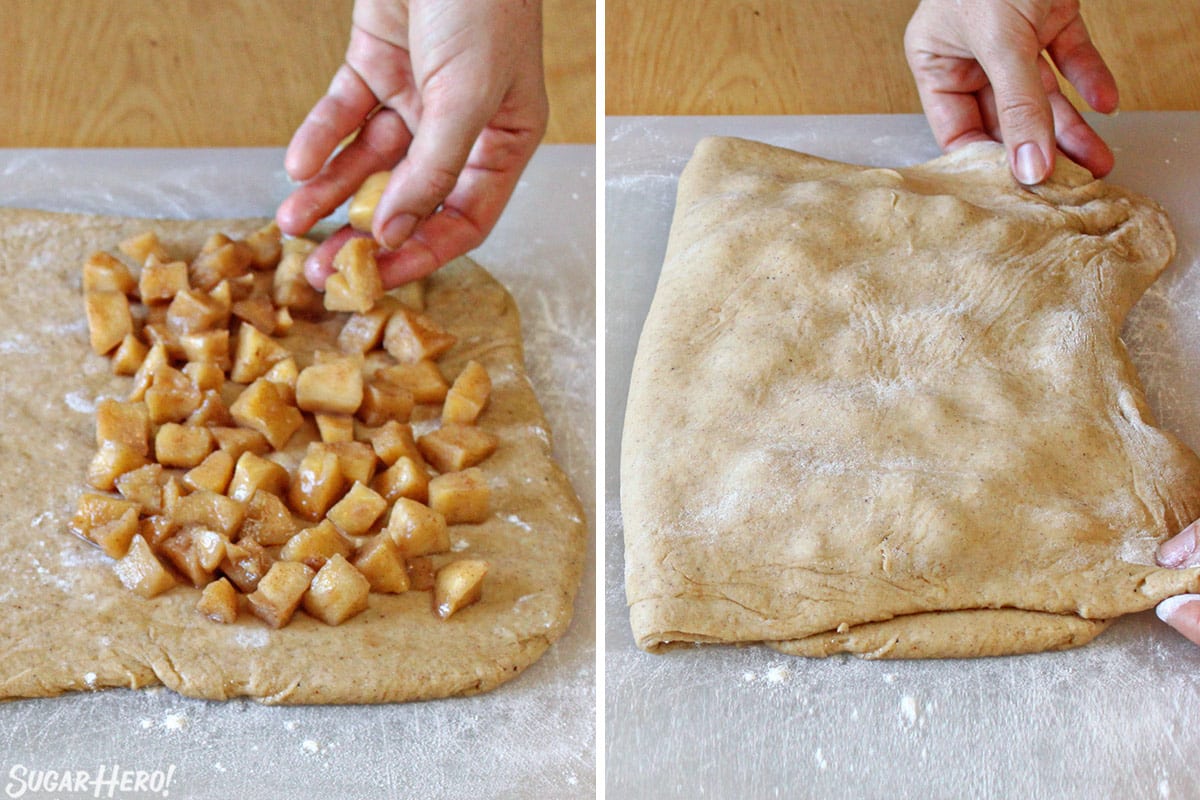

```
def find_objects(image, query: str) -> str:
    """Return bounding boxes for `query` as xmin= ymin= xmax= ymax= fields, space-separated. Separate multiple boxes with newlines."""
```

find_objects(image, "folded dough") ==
xmin=0 ymin=210 xmax=584 ymax=702
xmin=622 ymin=136 xmax=1200 ymax=658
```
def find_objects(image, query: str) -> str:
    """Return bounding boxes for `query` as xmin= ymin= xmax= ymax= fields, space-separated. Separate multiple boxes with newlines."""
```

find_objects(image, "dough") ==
xmin=622 ymin=136 xmax=1200 ymax=658
xmin=0 ymin=209 xmax=585 ymax=702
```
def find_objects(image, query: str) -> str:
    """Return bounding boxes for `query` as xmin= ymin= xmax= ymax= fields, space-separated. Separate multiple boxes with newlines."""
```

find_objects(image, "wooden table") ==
xmin=607 ymin=0 xmax=1200 ymax=115
xmin=0 ymin=0 xmax=594 ymax=146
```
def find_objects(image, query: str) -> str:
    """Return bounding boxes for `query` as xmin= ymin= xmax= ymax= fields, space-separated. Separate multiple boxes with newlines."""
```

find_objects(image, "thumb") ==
xmin=970 ymin=21 xmax=1055 ymax=184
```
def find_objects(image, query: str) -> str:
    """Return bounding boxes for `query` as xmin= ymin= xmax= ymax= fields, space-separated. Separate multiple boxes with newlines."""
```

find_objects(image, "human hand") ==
xmin=904 ymin=0 xmax=1118 ymax=185
xmin=1155 ymin=523 xmax=1200 ymax=645
xmin=276 ymin=0 xmax=548 ymax=289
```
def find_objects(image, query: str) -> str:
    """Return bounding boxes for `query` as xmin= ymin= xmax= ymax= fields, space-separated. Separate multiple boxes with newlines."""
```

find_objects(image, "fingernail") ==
xmin=1157 ymin=523 xmax=1198 ymax=567
xmin=379 ymin=214 xmax=417 ymax=250
xmin=1156 ymin=594 xmax=1200 ymax=623
xmin=1014 ymin=142 xmax=1046 ymax=185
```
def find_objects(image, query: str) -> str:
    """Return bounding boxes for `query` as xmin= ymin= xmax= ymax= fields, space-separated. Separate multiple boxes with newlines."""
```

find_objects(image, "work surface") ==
xmin=0 ymin=144 xmax=595 ymax=799
xmin=606 ymin=113 xmax=1200 ymax=799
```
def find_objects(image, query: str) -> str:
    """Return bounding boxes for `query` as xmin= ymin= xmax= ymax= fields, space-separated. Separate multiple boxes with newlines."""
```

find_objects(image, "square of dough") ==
xmin=622 ymin=137 xmax=1200 ymax=658
xmin=0 ymin=210 xmax=585 ymax=703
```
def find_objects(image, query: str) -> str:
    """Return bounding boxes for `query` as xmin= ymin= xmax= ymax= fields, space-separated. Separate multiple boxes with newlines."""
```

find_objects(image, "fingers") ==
xmin=1157 ymin=595 xmax=1200 ymax=648
xmin=371 ymin=91 xmax=495 ymax=248
xmin=1046 ymin=90 xmax=1114 ymax=177
xmin=276 ymin=108 xmax=413 ymax=237
xmin=1157 ymin=521 xmax=1200 ymax=568
xmin=1155 ymin=522 xmax=1200 ymax=647
xmin=284 ymin=65 xmax=380 ymax=183
xmin=1046 ymin=14 xmax=1119 ymax=113
xmin=300 ymin=225 xmax=372 ymax=290
xmin=970 ymin=28 xmax=1056 ymax=184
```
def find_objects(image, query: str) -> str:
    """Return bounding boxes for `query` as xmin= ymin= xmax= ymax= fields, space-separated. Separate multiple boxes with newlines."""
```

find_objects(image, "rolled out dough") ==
xmin=622 ymin=136 xmax=1200 ymax=658
xmin=0 ymin=209 xmax=585 ymax=703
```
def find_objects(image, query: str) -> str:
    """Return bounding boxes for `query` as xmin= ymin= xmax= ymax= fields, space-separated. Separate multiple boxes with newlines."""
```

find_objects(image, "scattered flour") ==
xmin=164 ymin=713 xmax=187 ymax=731
xmin=63 ymin=390 xmax=96 ymax=413
xmin=235 ymin=628 xmax=270 ymax=648
xmin=302 ymin=740 xmax=320 ymax=754
xmin=899 ymin=695 xmax=918 ymax=726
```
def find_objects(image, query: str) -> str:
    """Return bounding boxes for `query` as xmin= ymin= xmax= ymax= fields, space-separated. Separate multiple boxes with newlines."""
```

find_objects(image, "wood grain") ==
xmin=0 ymin=0 xmax=594 ymax=147
xmin=606 ymin=0 xmax=1200 ymax=115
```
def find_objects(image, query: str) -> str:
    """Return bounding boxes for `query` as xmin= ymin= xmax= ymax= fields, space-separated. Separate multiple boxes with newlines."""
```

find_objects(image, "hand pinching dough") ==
xmin=622 ymin=137 xmax=1200 ymax=658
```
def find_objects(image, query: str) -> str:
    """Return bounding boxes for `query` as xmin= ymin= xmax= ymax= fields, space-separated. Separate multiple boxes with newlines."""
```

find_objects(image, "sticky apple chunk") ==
xmin=247 ymin=561 xmax=314 ymax=629
xmin=303 ymin=554 xmax=371 ymax=625
xmin=434 ymin=560 xmax=488 ymax=619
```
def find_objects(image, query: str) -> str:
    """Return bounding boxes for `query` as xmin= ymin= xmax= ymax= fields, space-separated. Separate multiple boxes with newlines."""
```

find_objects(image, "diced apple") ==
xmin=326 ymin=481 xmax=387 ymax=537
xmin=327 ymin=441 xmax=377 ymax=486
xmin=115 ymin=463 xmax=166 ymax=513
xmin=244 ymin=221 xmax=283 ymax=270
xmin=219 ymin=539 xmax=273 ymax=593
xmin=145 ymin=366 xmax=203 ymax=423
xmin=303 ymin=554 xmax=370 ymax=625
xmin=441 ymin=360 xmax=492 ymax=424
xmin=263 ymin=356 xmax=299 ymax=404
xmin=296 ymin=357 xmax=363 ymax=415
xmin=85 ymin=290 xmax=133 ymax=354
xmin=373 ymin=360 xmax=448 ymax=403
xmin=288 ymin=443 xmax=347 ymax=521
xmin=232 ymin=294 xmax=277 ymax=334
xmin=211 ymin=426 xmax=272 ymax=460
xmin=383 ymin=307 xmax=456 ymax=364
xmin=372 ymin=455 xmax=430 ymax=504
xmin=179 ymin=329 xmax=230 ymax=368
xmin=166 ymin=288 xmax=227 ymax=335
xmin=247 ymin=560 xmax=314 ymax=628
xmin=96 ymin=398 xmax=151 ymax=455
xmin=182 ymin=360 xmax=225 ymax=393
xmin=87 ymin=440 xmax=148 ymax=491
xmin=315 ymin=413 xmax=355 ymax=443
xmin=229 ymin=378 xmax=303 ymax=450
xmin=367 ymin=420 xmax=423 ymax=466
xmin=337 ymin=296 xmax=400 ymax=353
xmin=347 ymin=171 xmax=390 ymax=231
xmin=356 ymin=379 xmax=414 ymax=426
xmin=324 ymin=237 xmax=383 ymax=313
xmin=385 ymin=497 xmax=449 ymax=557
xmin=118 ymin=230 xmax=169 ymax=265
xmin=417 ymin=423 xmax=499 ymax=473
xmin=113 ymin=535 xmax=177 ymax=599
xmin=139 ymin=258 xmax=190 ymax=303
xmin=230 ymin=324 xmax=290 ymax=383
xmin=82 ymin=251 xmax=136 ymax=295
xmin=111 ymin=333 xmax=149 ymax=375
xmin=227 ymin=451 xmax=290 ymax=501
xmin=428 ymin=468 xmax=490 ymax=524
xmin=197 ymin=577 xmax=239 ymax=623
xmin=434 ymin=559 xmax=488 ymax=619
xmin=190 ymin=238 xmax=253 ymax=290
xmin=170 ymin=489 xmax=246 ymax=538
xmin=239 ymin=489 xmax=300 ymax=546
xmin=89 ymin=507 xmax=140 ymax=558
xmin=154 ymin=422 xmax=214 ymax=468
xmin=182 ymin=449 xmax=235 ymax=494
xmin=353 ymin=535 xmax=410 ymax=593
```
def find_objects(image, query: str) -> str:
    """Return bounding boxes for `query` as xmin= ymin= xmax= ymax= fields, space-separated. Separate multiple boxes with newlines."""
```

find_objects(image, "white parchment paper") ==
xmin=606 ymin=114 xmax=1200 ymax=800
xmin=0 ymin=145 xmax=595 ymax=800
